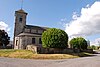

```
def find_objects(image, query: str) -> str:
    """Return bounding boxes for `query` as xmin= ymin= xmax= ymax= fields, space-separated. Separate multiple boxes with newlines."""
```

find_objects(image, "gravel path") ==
xmin=0 ymin=51 xmax=100 ymax=67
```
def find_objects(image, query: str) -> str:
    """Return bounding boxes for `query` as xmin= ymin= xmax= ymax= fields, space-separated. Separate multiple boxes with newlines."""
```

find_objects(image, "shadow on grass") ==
xmin=66 ymin=51 xmax=97 ymax=57
xmin=40 ymin=51 xmax=97 ymax=58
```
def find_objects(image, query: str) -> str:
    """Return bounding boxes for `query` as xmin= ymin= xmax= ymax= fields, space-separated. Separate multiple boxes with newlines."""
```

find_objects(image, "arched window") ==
xmin=32 ymin=38 xmax=35 ymax=44
xmin=16 ymin=40 xmax=18 ymax=46
xmin=39 ymin=38 xmax=42 ymax=44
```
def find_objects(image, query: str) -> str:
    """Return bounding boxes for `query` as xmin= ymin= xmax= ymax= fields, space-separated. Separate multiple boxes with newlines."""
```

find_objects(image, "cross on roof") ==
xmin=21 ymin=0 xmax=23 ymax=9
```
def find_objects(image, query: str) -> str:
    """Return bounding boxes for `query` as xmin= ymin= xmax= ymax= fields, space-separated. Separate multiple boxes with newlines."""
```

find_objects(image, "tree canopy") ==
xmin=0 ymin=30 xmax=10 ymax=47
xmin=70 ymin=37 xmax=87 ymax=50
xmin=42 ymin=28 xmax=68 ymax=48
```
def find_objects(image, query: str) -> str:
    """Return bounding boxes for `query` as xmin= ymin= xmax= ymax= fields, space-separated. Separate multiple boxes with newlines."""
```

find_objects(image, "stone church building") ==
xmin=13 ymin=9 xmax=47 ymax=49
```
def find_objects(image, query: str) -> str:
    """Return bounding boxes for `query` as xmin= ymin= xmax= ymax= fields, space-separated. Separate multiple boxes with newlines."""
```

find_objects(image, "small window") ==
xmin=16 ymin=40 xmax=18 ymax=46
xmin=32 ymin=38 xmax=35 ymax=44
xmin=31 ymin=29 xmax=37 ymax=33
xmin=39 ymin=38 xmax=42 ymax=44
xmin=19 ymin=17 xmax=22 ymax=22
xmin=38 ymin=30 xmax=43 ymax=34
xmin=25 ymin=29 xmax=30 ymax=33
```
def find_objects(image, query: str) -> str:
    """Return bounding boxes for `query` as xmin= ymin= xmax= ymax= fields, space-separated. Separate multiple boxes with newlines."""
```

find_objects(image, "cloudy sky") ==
xmin=65 ymin=1 xmax=100 ymax=45
xmin=0 ymin=0 xmax=100 ymax=45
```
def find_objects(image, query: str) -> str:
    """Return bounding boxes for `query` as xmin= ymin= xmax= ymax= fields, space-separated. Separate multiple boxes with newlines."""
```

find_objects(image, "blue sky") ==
xmin=0 ymin=0 xmax=100 ymax=45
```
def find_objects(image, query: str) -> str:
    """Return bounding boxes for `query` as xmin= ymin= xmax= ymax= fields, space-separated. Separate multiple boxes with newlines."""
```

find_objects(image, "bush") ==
xmin=42 ymin=28 xmax=68 ymax=48
xmin=90 ymin=45 xmax=96 ymax=50
xmin=89 ymin=45 xmax=98 ymax=50
xmin=70 ymin=37 xmax=87 ymax=50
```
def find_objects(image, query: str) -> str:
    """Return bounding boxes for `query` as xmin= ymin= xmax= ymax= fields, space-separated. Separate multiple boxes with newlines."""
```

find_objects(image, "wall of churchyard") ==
xmin=26 ymin=45 xmax=93 ymax=54
xmin=39 ymin=48 xmax=93 ymax=54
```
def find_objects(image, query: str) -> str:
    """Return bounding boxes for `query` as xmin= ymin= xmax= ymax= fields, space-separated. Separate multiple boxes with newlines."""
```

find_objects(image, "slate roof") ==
xmin=15 ymin=9 xmax=28 ymax=15
xmin=25 ymin=25 xmax=48 ymax=30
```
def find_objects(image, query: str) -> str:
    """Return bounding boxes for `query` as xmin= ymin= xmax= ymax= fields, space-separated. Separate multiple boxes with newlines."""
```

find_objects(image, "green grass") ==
xmin=0 ymin=49 xmax=93 ymax=59
xmin=0 ymin=49 xmax=33 ymax=58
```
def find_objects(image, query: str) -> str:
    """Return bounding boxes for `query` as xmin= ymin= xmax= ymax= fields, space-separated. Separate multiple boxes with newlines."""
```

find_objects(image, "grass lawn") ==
xmin=0 ymin=49 xmax=92 ymax=59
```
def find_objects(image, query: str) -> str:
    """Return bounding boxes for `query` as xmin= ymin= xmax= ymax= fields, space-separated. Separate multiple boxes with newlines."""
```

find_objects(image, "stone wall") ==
xmin=26 ymin=45 xmax=38 ymax=53
xmin=38 ymin=48 xmax=93 ymax=54
xmin=81 ymin=49 xmax=93 ymax=53
xmin=14 ymin=35 xmax=42 ymax=49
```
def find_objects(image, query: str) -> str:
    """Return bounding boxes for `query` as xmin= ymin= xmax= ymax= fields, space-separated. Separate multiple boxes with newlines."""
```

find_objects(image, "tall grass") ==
xmin=0 ymin=49 xmax=92 ymax=59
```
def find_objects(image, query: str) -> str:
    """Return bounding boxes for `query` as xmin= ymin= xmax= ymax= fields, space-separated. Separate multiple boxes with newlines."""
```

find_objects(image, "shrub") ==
xmin=70 ymin=37 xmax=87 ymax=50
xmin=89 ymin=45 xmax=98 ymax=50
xmin=42 ymin=28 xmax=68 ymax=48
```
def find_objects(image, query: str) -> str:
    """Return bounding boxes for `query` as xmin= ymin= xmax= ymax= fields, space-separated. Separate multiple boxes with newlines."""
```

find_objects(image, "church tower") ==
xmin=13 ymin=9 xmax=28 ymax=48
xmin=14 ymin=9 xmax=27 ymax=37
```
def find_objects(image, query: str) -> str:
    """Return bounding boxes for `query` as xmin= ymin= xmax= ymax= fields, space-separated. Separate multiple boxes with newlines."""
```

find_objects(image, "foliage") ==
xmin=90 ymin=45 xmax=96 ymax=50
xmin=0 ymin=30 xmax=10 ymax=47
xmin=42 ymin=28 xmax=68 ymax=48
xmin=70 ymin=37 xmax=87 ymax=50
xmin=88 ymin=45 xmax=99 ymax=50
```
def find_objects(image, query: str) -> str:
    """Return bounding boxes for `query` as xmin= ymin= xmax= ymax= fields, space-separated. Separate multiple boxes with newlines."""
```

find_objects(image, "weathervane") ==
xmin=21 ymin=0 xmax=23 ymax=9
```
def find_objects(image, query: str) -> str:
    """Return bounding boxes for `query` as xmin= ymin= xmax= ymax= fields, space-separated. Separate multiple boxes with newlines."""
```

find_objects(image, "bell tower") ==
xmin=13 ymin=9 xmax=27 ymax=48
xmin=14 ymin=0 xmax=27 ymax=36
xmin=13 ymin=0 xmax=28 ymax=49
xmin=14 ymin=9 xmax=27 ymax=37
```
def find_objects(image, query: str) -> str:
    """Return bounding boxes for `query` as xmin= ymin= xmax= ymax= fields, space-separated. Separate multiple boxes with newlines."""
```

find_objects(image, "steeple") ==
xmin=14 ymin=0 xmax=28 ymax=37
xmin=14 ymin=9 xmax=27 ymax=37
xmin=15 ymin=9 xmax=27 ymax=15
xmin=13 ymin=0 xmax=28 ymax=49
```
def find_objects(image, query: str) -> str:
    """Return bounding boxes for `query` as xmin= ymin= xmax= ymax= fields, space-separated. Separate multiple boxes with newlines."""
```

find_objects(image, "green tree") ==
xmin=89 ymin=45 xmax=97 ymax=50
xmin=0 ymin=30 xmax=10 ymax=48
xmin=70 ymin=37 xmax=87 ymax=50
xmin=42 ymin=28 xmax=68 ymax=48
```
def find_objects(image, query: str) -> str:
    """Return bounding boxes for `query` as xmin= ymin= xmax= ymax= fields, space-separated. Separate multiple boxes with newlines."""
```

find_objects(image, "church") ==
xmin=13 ymin=9 xmax=48 ymax=49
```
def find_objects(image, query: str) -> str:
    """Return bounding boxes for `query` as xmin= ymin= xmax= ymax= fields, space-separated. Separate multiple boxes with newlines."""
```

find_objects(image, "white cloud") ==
xmin=72 ymin=12 xmax=79 ymax=20
xmin=0 ymin=21 xmax=10 ymax=32
xmin=86 ymin=4 xmax=90 ymax=8
xmin=90 ymin=38 xmax=100 ymax=46
xmin=61 ymin=18 xmax=67 ymax=22
xmin=59 ymin=18 xmax=68 ymax=28
xmin=65 ymin=1 xmax=100 ymax=37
